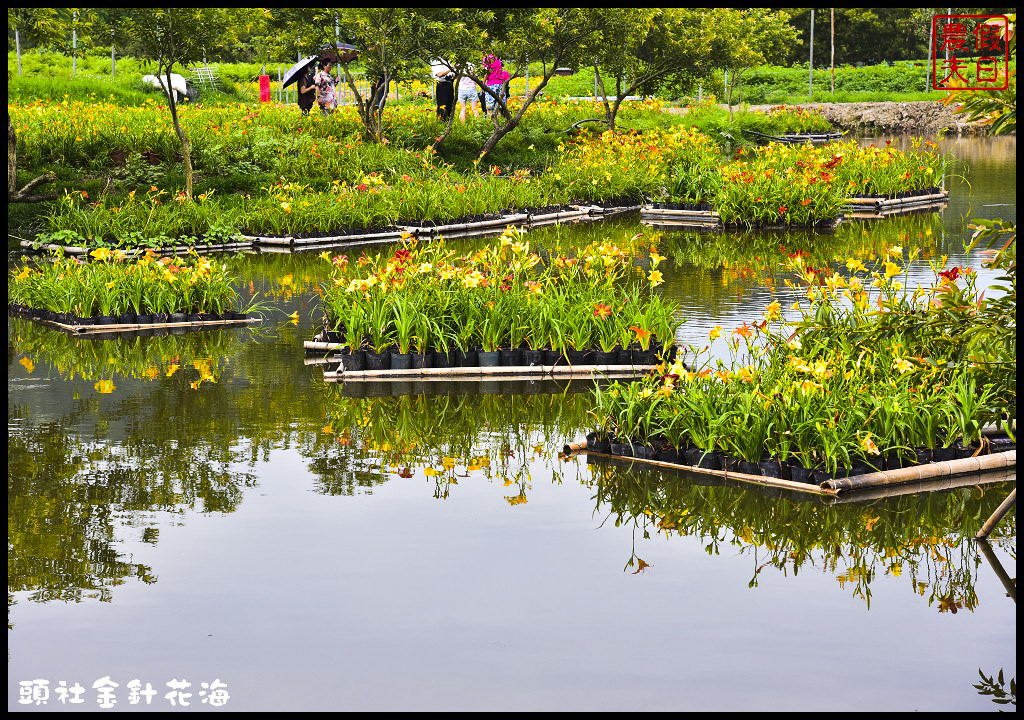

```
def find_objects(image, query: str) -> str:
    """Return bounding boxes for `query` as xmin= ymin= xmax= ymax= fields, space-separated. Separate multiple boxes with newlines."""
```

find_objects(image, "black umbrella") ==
xmin=282 ymin=55 xmax=319 ymax=90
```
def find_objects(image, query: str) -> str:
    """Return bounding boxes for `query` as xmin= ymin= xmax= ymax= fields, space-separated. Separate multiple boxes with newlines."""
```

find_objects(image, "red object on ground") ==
xmin=259 ymin=75 xmax=271 ymax=102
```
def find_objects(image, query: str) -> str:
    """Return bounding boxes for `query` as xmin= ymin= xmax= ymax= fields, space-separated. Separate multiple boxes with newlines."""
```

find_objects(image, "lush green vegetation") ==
xmin=590 ymin=240 xmax=1016 ymax=478
xmin=8 ymin=248 xmax=248 ymax=320
xmin=318 ymin=229 xmax=680 ymax=362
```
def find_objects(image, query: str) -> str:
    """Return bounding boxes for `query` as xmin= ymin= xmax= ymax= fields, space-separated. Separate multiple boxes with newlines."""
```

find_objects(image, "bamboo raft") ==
xmin=639 ymin=206 xmax=722 ymax=228
xmin=322 ymin=363 xmax=659 ymax=382
xmin=20 ymin=240 xmax=255 ymax=256
xmin=846 ymin=200 xmax=949 ymax=220
xmin=742 ymin=129 xmax=845 ymax=144
xmin=844 ymin=190 xmax=949 ymax=212
xmin=563 ymin=442 xmax=1015 ymax=497
xmin=33 ymin=316 xmax=261 ymax=334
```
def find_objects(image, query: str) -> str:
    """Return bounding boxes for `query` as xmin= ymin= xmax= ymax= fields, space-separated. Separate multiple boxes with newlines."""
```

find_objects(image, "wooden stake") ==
xmin=976 ymin=488 xmax=1016 ymax=539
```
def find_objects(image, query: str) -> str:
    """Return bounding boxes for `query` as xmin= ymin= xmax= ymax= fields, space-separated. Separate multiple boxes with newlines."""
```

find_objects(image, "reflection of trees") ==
xmin=973 ymin=668 xmax=1016 ymax=708
xmin=306 ymin=386 xmax=597 ymax=499
xmin=587 ymin=460 xmax=1015 ymax=609
xmin=9 ymin=422 xmax=156 ymax=603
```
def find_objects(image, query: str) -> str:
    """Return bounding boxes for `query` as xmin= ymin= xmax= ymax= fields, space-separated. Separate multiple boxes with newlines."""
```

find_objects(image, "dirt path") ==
xmin=668 ymin=101 xmax=989 ymax=135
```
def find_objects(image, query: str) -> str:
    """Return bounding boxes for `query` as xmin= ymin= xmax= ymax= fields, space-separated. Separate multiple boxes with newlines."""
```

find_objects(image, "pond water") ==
xmin=7 ymin=136 xmax=1016 ymax=711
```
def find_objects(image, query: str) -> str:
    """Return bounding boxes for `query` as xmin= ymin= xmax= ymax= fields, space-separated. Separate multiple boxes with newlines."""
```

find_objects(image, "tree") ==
xmin=468 ymin=8 xmax=609 ymax=161
xmin=104 ymin=9 xmax=238 ymax=200
xmin=716 ymin=9 xmax=798 ymax=119
xmin=8 ymin=8 xmax=61 ymax=75
xmin=591 ymin=9 xmax=722 ymax=131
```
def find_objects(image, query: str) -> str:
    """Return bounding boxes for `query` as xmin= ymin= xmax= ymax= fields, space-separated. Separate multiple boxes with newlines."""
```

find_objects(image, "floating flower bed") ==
xmin=650 ymin=138 xmax=951 ymax=230
xmin=312 ymin=228 xmax=681 ymax=373
xmin=8 ymin=249 xmax=257 ymax=330
xmin=584 ymin=246 xmax=1016 ymax=485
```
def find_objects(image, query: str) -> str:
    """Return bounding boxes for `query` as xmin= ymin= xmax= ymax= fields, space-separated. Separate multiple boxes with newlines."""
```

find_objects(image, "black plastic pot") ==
xmin=593 ymin=350 xmax=617 ymax=366
xmin=565 ymin=349 xmax=593 ymax=365
xmin=432 ymin=350 xmax=454 ymax=369
xmin=523 ymin=349 xmax=545 ymax=367
xmin=411 ymin=351 xmax=433 ymax=369
xmin=932 ymin=445 xmax=958 ymax=462
xmin=586 ymin=431 xmax=612 ymax=454
xmin=655 ymin=444 xmax=681 ymax=464
xmin=758 ymin=457 xmax=783 ymax=478
xmin=118 ymin=313 xmax=138 ymax=325
xmin=913 ymin=448 xmax=932 ymax=466
xmin=632 ymin=444 xmax=656 ymax=460
xmin=339 ymin=350 xmax=366 ymax=372
xmin=812 ymin=467 xmax=834 ymax=483
xmin=500 ymin=348 xmax=523 ymax=366
xmin=136 ymin=315 xmax=153 ymax=324
xmin=695 ymin=450 xmax=721 ymax=470
xmin=609 ymin=440 xmax=631 ymax=457
xmin=721 ymin=454 xmax=740 ymax=473
xmin=478 ymin=351 xmax=500 ymax=367
xmin=169 ymin=313 xmax=186 ymax=323
xmin=615 ymin=347 xmax=634 ymax=365
xmin=737 ymin=460 xmax=761 ymax=476
xmin=365 ymin=351 xmax=390 ymax=371
xmin=390 ymin=352 xmax=413 ymax=370
xmin=96 ymin=315 xmax=117 ymax=325
xmin=883 ymin=453 xmax=904 ymax=470
xmin=544 ymin=349 xmax=566 ymax=366
xmin=455 ymin=349 xmax=479 ymax=367
xmin=954 ymin=442 xmax=976 ymax=459
xmin=634 ymin=349 xmax=658 ymax=366
xmin=186 ymin=313 xmax=201 ymax=323
xmin=682 ymin=447 xmax=704 ymax=467
xmin=153 ymin=313 xmax=170 ymax=324
xmin=788 ymin=463 xmax=815 ymax=484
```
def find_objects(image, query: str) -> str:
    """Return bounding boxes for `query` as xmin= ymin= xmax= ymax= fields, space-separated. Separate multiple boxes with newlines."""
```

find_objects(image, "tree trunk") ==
xmin=164 ymin=65 xmax=194 ymax=199
xmin=478 ymin=65 xmax=558 ymax=162
xmin=593 ymin=63 xmax=614 ymax=131
xmin=8 ymin=116 xmax=16 ymax=191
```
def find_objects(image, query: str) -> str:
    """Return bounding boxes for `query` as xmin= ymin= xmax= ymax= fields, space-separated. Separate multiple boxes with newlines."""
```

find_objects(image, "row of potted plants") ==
xmin=316 ymin=229 xmax=682 ymax=372
xmin=7 ymin=248 xmax=253 ymax=325
xmin=588 ymin=247 xmax=1014 ymax=483
xmin=654 ymin=139 xmax=951 ymax=227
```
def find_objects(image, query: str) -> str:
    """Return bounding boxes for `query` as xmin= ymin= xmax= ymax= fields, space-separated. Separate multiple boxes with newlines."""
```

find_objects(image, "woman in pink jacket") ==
xmin=482 ymin=54 xmax=510 ymax=112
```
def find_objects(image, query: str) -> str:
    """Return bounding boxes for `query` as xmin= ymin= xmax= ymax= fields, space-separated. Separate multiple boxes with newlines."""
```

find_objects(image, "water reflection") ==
xmin=585 ymin=458 xmax=1015 ymax=610
xmin=5 ymin=135 xmax=1016 ymax=710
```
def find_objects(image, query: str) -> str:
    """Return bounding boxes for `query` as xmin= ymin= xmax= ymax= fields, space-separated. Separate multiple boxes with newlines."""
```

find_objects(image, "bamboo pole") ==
xmin=975 ymin=538 xmax=1017 ymax=602
xmin=578 ymin=448 xmax=837 ymax=496
xmin=825 ymin=469 xmax=1014 ymax=504
xmin=323 ymin=363 xmax=658 ymax=380
xmin=822 ymin=450 xmax=1015 ymax=493
xmin=976 ymin=488 xmax=1016 ymax=539
xmin=39 ymin=317 xmax=261 ymax=334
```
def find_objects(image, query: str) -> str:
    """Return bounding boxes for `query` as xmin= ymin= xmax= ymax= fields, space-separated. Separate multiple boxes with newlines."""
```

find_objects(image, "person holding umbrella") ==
xmin=315 ymin=58 xmax=338 ymax=115
xmin=297 ymin=66 xmax=317 ymax=115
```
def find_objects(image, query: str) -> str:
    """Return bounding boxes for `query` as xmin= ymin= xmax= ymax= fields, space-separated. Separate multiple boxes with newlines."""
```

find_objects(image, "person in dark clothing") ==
xmin=370 ymin=73 xmax=389 ymax=114
xmin=431 ymin=59 xmax=455 ymax=121
xmin=297 ymin=67 xmax=316 ymax=115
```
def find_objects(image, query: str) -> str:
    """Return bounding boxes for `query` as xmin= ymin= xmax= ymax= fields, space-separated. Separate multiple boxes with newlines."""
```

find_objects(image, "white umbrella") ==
xmin=282 ymin=55 xmax=318 ymax=90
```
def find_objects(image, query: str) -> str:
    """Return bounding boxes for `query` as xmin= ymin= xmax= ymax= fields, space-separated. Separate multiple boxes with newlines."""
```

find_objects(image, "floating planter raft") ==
xmin=640 ymin=205 xmax=721 ymax=228
xmin=564 ymin=440 xmax=1015 ymax=497
xmin=322 ymin=362 xmax=659 ymax=382
xmin=844 ymin=189 xmax=949 ymax=212
xmin=8 ymin=304 xmax=260 ymax=334
xmin=20 ymin=240 xmax=255 ymax=257
xmin=846 ymin=199 xmax=949 ymax=220
xmin=742 ymin=129 xmax=845 ymax=144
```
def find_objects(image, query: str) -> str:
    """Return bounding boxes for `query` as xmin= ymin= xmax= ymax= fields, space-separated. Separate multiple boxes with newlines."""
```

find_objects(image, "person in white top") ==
xmin=431 ymin=58 xmax=455 ymax=121
xmin=457 ymin=63 xmax=478 ymax=123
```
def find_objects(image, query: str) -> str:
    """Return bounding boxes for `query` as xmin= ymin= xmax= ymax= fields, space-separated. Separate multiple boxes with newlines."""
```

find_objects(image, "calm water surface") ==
xmin=8 ymin=136 xmax=1016 ymax=711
